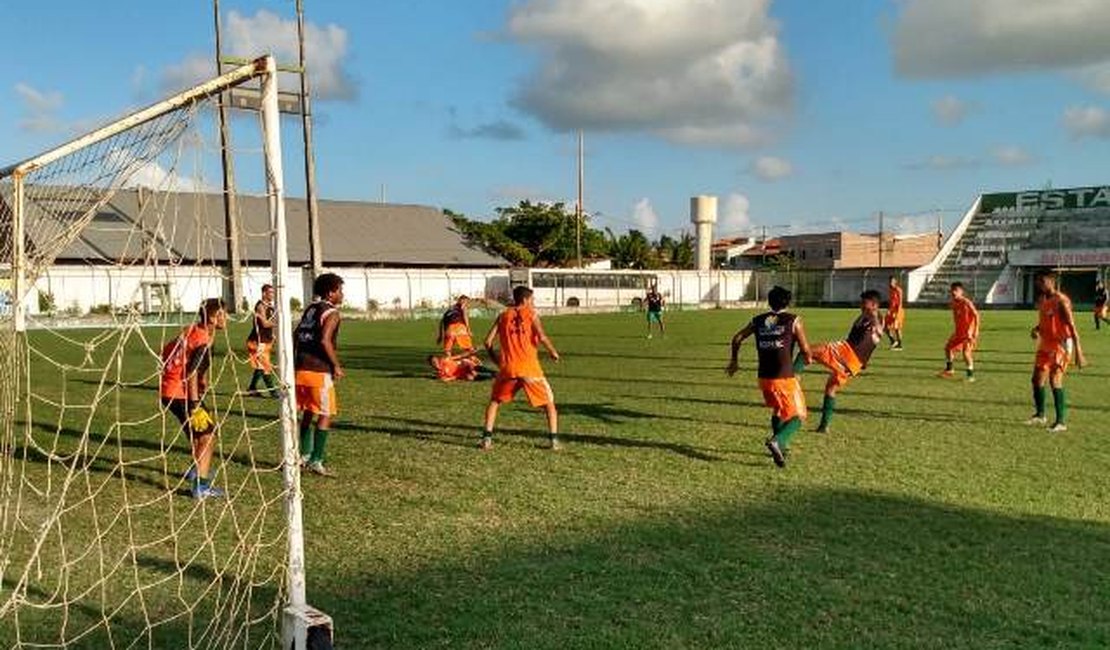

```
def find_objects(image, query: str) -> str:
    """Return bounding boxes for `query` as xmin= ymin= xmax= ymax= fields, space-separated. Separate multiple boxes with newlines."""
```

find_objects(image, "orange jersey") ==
xmin=496 ymin=305 xmax=543 ymax=378
xmin=888 ymin=285 xmax=903 ymax=314
xmin=160 ymin=324 xmax=212 ymax=400
xmin=950 ymin=296 xmax=978 ymax=335
xmin=1037 ymin=293 xmax=1073 ymax=349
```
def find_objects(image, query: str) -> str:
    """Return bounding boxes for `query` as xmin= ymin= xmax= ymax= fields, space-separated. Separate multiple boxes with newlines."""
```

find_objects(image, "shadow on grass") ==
xmin=328 ymin=488 xmax=1110 ymax=649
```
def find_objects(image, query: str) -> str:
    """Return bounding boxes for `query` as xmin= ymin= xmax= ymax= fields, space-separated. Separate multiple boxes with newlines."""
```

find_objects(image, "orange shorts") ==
xmin=1096 ymin=304 xmax=1108 ymax=319
xmin=246 ymin=340 xmax=273 ymax=373
xmin=812 ymin=340 xmax=863 ymax=389
xmin=883 ymin=310 xmax=904 ymax=330
xmin=945 ymin=331 xmax=976 ymax=353
xmin=1035 ymin=344 xmax=1070 ymax=374
xmin=444 ymin=323 xmax=474 ymax=353
xmin=759 ymin=377 xmax=807 ymax=422
xmin=295 ymin=370 xmax=338 ymax=416
xmin=491 ymin=375 xmax=554 ymax=407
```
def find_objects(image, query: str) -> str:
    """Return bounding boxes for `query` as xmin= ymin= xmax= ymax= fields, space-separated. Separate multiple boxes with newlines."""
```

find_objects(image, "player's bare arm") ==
xmin=794 ymin=317 xmax=813 ymax=364
xmin=533 ymin=314 xmax=560 ymax=361
xmin=255 ymin=302 xmax=274 ymax=328
xmin=320 ymin=312 xmax=344 ymax=379
xmin=484 ymin=316 xmax=501 ymax=366
xmin=726 ymin=323 xmax=754 ymax=376
xmin=1060 ymin=296 xmax=1086 ymax=368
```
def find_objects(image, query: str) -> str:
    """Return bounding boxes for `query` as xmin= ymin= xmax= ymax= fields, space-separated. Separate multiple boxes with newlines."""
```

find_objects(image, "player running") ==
xmin=1028 ymin=270 xmax=1085 ymax=432
xmin=645 ymin=285 xmax=665 ymax=338
xmin=884 ymin=276 xmax=905 ymax=350
xmin=438 ymin=295 xmax=475 ymax=354
xmin=246 ymin=284 xmax=277 ymax=397
xmin=940 ymin=282 xmax=979 ymax=382
xmin=800 ymin=289 xmax=884 ymax=433
xmin=726 ymin=286 xmax=812 ymax=468
xmin=481 ymin=286 xmax=561 ymax=451
xmin=1094 ymin=280 xmax=1108 ymax=330
xmin=294 ymin=273 xmax=345 ymax=477
xmin=160 ymin=298 xmax=227 ymax=499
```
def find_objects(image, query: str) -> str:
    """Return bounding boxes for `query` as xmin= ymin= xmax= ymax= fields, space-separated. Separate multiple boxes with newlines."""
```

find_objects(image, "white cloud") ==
xmin=750 ymin=155 xmax=793 ymax=181
xmin=904 ymin=154 xmax=979 ymax=171
xmin=992 ymin=145 xmax=1034 ymax=166
xmin=123 ymin=161 xmax=214 ymax=193
xmin=720 ymin=193 xmax=752 ymax=234
xmin=1063 ymin=105 xmax=1110 ymax=139
xmin=506 ymin=0 xmax=792 ymax=148
xmin=893 ymin=0 xmax=1110 ymax=78
xmin=162 ymin=9 xmax=356 ymax=100
xmin=630 ymin=198 xmax=659 ymax=234
xmin=14 ymin=82 xmax=64 ymax=133
xmin=931 ymin=95 xmax=970 ymax=126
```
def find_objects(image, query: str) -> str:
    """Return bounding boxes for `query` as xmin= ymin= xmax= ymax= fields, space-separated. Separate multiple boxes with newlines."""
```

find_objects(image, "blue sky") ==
xmin=3 ymin=0 xmax=1110 ymax=240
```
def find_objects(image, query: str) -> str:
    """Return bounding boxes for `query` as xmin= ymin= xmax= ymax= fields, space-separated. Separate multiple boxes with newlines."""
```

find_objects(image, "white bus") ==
xmin=509 ymin=268 xmax=658 ymax=309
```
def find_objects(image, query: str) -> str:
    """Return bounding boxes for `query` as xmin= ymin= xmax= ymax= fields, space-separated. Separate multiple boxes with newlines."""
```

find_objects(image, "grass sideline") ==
xmin=5 ymin=307 xmax=1110 ymax=648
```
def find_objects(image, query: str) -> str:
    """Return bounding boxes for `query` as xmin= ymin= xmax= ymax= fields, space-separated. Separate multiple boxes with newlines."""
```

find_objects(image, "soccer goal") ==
xmin=0 ymin=55 xmax=322 ymax=648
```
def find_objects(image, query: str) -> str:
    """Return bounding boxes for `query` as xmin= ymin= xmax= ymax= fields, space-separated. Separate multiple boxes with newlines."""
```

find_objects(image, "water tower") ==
xmin=690 ymin=195 xmax=718 ymax=270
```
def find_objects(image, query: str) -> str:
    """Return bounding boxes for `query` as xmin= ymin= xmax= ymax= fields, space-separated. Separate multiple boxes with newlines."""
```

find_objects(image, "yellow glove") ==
xmin=189 ymin=405 xmax=215 ymax=433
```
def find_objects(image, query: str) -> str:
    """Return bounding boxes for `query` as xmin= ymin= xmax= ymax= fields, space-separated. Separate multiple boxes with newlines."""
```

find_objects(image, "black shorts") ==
xmin=162 ymin=397 xmax=210 ymax=438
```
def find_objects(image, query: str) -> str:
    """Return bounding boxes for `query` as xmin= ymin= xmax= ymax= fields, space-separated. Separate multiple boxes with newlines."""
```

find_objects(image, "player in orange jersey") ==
xmin=160 ymin=298 xmax=227 ymax=499
xmin=727 ymin=286 xmax=812 ymax=468
xmin=940 ymin=282 xmax=980 ymax=381
xmin=438 ymin=295 xmax=475 ymax=354
xmin=427 ymin=351 xmax=494 ymax=382
xmin=481 ymin=286 xmax=561 ymax=450
xmin=1027 ymin=270 xmax=1085 ymax=432
xmin=884 ymin=276 xmax=905 ymax=350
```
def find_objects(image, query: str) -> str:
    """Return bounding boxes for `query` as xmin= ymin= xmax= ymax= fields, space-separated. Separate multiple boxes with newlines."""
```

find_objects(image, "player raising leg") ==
xmin=940 ymin=282 xmax=980 ymax=382
xmin=884 ymin=276 xmax=905 ymax=350
xmin=481 ymin=286 xmax=561 ymax=450
xmin=1028 ymin=270 xmax=1085 ymax=432
xmin=727 ymin=286 xmax=812 ymax=468
xmin=295 ymin=273 xmax=345 ymax=477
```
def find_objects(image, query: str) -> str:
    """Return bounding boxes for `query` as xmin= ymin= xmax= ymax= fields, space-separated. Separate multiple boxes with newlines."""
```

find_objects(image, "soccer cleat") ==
xmin=765 ymin=439 xmax=786 ymax=468
xmin=191 ymin=484 xmax=226 ymax=500
xmin=548 ymin=436 xmax=562 ymax=451
xmin=306 ymin=461 xmax=337 ymax=477
xmin=937 ymin=370 xmax=955 ymax=379
xmin=815 ymin=424 xmax=829 ymax=434
xmin=646 ymin=334 xmax=653 ymax=339
xmin=1024 ymin=415 xmax=1048 ymax=426
xmin=183 ymin=464 xmax=197 ymax=482
xmin=1048 ymin=422 xmax=1068 ymax=433
xmin=965 ymin=376 xmax=976 ymax=383
xmin=478 ymin=436 xmax=493 ymax=451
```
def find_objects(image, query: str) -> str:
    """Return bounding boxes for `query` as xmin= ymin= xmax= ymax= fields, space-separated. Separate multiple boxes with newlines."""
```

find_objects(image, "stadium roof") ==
xmin=10 ymin=187 xmax=506 ymax=268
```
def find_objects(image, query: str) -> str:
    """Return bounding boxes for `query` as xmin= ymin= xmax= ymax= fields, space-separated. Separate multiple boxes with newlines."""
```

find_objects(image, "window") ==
xmin=826 ymin=248 xmax=834 ymax=258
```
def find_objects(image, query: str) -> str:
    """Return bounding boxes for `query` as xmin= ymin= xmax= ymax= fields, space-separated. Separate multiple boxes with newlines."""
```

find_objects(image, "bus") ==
xmin=509 ymin=268 xmax=658 ymax=309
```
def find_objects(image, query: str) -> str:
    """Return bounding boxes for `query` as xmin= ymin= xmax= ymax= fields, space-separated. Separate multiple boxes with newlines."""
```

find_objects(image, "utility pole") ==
xmin=297 ymin=0 xmax=324 ymax=282
xmin=878 ymin=211 xmax=884 ymax=268
xmin=576 ymin=129 xmax=584 ymax=268
xmin=214 ymin=0 xmax=243 ymax=313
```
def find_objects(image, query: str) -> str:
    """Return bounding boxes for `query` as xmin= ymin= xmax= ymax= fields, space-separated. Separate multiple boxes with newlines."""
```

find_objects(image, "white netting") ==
xmin=0 ymin=68 xmax=292 ymax=648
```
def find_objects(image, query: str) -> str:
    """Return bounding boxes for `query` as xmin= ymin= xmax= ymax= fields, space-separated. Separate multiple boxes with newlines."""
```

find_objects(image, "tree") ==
xmin=607 ymin=229 xmax=656 ymax=269
xmin=446 ymin=202 xmax=608 ymax=267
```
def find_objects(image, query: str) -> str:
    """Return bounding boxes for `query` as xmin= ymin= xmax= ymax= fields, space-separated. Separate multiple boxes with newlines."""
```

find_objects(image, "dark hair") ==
xmin=888 ymin=275 xmax=898 ymax=283
xmin=950 ymin=282 xmax=965 ymax=291
xmin=261 ymin=283 xmax=274 ymax=292
xmin=1034 ymin=269 xmax=1057 ymax=282
xmin=313 ymin=273 xmax=344 ymax=299
xmin=457 ymin=295 xmax=469 ymax=302
xmin=512 ymin=285 xmax=533 ymax=305
xmin=861 ymin=289 xmax=882 ymax=303
xmin=198 ymin=297 xmax=225 ymax=324
xmin=768 ymin=285 xmax=792 ymax=311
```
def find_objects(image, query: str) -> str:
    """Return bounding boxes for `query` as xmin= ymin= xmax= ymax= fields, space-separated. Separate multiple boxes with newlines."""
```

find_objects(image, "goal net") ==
xmin=0 ymin=56 xmax=306 ymax=648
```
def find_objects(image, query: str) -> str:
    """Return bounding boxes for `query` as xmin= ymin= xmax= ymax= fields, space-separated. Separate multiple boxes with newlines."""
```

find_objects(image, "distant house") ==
xmin=738 ymin=231 xmax=940 ymax=271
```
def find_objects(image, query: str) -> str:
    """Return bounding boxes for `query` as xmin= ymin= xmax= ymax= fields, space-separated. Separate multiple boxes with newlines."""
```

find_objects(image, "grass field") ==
xmin=5 ymin=306 xmax=1110 ymax=648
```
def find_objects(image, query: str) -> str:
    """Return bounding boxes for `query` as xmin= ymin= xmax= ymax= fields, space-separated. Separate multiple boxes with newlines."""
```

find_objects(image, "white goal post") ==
xmin=0 ymin=55 xmax=324 ymax=648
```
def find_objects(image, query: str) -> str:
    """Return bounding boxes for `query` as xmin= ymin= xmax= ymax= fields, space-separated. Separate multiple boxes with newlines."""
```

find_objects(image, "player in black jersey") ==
xmin=1094 ymin=280 xmax=1108 ymax=330
xmin=726 ymin=286 xmax=812 ymax=468
xmin=294 ymin=273 xmax=345 ymax=477
xmin=799 ymin=290 xmax=884 ymax=433
xmin=246 ymin=284 xmax=277 ymax=396
xmin=645 ymin=285 xmax=665 ymax=339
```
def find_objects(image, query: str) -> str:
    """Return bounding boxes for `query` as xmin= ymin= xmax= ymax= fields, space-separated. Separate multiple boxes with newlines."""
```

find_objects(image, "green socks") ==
xmin=770 ymin=416 xmax=782 ymax=435
xmin=309 ymin=429 xmax=330 ymax=463
xmin=1052 ymin=387 xmax=1067 ymax=425
xmin=819 ymin=395 xmax=836 ymax=430
xmin=792 ymin=353 xmax=808 ymax=374
xmin=1033 ymin=385 xmax=1046 ymax=417
xmin=248 ymin=369 xmax=264 ymax=391
xmin=945 ymin=360 xmax=953 ymax=372
xmin=773 ymin=417 xmax=802 ymax=448
xmin=966 ymin=366 xmax=974 ymax=379
xmin=299 ymin=422 xmax=314 ymax=459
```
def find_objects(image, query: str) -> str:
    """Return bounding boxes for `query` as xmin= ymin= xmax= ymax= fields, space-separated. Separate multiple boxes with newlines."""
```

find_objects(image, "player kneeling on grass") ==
xmin=160 ymin=298 xmax=227 ymax=499
xmin=480 ymin=286 xmax=561 ymax=451
xmin=940 ymin=282 xmax=980 ymax=381
xmin=295 ymin=273 xmax=345 ymax=477
xmin=1028 ymin=270 xmax=1085 ymax=432
xmin=797 ymin=289 xmax=884 ymax=433
xmin=427 ymin=351 xmax=494 ymax=382
xmin=726 ymin=286 xmax=812 ymax=468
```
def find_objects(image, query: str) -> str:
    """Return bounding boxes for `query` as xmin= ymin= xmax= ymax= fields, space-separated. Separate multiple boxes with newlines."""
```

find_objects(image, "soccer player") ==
xmin=1028 ymin=270 xmax=1085 ymax=432
xmin=294 ymin=273 xmax=345 ymax=477
xmin=481 ymin=285 xmax=561 ymax=451
xmin=427 ymin=351 xmax=494 ymax=382
xmin=884 ymin=276 xmax=905 ymax=350
xmin=802 ymin=289 xmax=884 ymax=433
xmin=726 ymin=286 xmax=812 ymax=468
xmin=940 ymin=282 xmax=979 ymax=381
xmin=438 ymin=295 xmax=475 ymax=354
xmin=645 ymin=284 xmax=665 ymax=338
xmin=1093 ymin=280 xmax=1108 ymax=330
xmin=246 ymin=284 xmax=277 ymax=397
xmin=160 ymin=298 xmax=227 ymax=499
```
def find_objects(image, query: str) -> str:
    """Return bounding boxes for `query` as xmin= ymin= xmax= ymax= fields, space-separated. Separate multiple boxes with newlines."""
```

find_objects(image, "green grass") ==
xmin=4 ymin=308 xmax=1110 ymax=648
